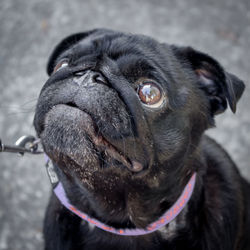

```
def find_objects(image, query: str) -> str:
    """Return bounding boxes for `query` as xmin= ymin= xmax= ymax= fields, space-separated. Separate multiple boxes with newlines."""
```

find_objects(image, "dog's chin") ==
xmin=40 ymin=104 xmax=131 ymax=175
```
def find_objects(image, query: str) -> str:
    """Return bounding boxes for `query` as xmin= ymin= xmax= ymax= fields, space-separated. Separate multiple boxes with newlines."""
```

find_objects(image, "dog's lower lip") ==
xmin=43 ymin=104 xmax=132 ymax=170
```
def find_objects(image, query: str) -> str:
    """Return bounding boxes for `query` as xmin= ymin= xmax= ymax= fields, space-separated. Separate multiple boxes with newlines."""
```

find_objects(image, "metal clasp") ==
xmin=0 ymin=135 xmax=43 ymax=155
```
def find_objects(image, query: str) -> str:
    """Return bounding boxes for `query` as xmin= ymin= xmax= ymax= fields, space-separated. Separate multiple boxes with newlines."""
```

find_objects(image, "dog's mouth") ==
xmin=41 ymin=104 xmax=143 ymax=173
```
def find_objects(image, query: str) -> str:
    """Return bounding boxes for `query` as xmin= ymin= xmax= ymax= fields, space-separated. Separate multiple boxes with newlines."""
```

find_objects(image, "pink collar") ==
xmin=45 ymin=156 xmax=196 ymax=236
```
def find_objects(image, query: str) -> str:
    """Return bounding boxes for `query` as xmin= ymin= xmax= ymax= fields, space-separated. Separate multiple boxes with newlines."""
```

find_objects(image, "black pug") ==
xmin=34 ymin=29 xmax=250 ymax=250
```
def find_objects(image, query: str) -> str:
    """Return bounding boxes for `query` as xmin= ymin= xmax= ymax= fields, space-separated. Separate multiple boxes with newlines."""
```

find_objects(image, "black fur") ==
xmin=34 ymin=29 xmax=249 ymax=250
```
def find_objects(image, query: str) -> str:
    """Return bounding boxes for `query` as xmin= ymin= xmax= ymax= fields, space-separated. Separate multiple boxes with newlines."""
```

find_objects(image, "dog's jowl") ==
xmin=34 ymin=29 xmax=250 ymax=250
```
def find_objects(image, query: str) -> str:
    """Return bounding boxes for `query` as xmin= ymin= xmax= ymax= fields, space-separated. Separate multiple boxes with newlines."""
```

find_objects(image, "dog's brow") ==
xmin=116 ymin=56 xmax=156 ymax=76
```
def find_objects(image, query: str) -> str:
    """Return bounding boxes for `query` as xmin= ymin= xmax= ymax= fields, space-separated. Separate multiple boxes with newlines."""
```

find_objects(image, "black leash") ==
xmin=0 ymin=135 xmax=43 ymax=155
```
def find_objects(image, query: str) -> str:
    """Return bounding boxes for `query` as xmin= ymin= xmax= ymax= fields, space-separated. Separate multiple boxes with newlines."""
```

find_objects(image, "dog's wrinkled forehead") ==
xmin=47 ymin=29 xmax=191 ymax=112
xmin=52 ymin=29 xmax=172 ymax=72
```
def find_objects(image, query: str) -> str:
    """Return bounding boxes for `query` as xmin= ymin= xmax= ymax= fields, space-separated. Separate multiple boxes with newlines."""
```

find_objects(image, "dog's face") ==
xmin=34 ymin=29 xmax=244 ymax=227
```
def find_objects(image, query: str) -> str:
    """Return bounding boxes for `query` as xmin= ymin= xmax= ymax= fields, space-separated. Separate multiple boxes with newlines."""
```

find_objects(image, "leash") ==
xmin=0 ymin=135 xmax=43 ymax=155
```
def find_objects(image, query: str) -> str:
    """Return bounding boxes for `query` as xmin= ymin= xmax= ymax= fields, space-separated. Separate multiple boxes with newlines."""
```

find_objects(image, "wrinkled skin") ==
xmin=34 ymin=29 xmax=250 ymax=250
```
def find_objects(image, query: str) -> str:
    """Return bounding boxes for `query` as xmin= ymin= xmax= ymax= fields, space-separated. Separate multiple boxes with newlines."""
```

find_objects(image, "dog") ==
xmin=34 ymin=29 xmax=250 ymax=250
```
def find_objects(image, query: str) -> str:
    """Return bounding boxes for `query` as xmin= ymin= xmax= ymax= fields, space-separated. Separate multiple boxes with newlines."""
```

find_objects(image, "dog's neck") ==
xmin=46 ymin=157 xmax=197 ymax=236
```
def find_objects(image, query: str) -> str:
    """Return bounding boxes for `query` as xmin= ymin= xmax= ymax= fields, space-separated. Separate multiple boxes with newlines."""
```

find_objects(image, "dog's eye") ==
xmin=53 ymin=59 xmax=69 ymax=73
xmin=137 ymin=82 xmax=163 ymax=107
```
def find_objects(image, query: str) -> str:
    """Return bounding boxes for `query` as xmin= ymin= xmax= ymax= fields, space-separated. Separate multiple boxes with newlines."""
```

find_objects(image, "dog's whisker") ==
xmin=0 ymin=99 xmax=38 ymax=116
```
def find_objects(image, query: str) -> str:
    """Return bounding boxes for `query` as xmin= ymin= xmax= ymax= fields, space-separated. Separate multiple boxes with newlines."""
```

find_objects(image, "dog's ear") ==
xmin=47 ymin=30 xmax=98 ymax=75
xmin=172 ymin=46 xmax=245 ymax=114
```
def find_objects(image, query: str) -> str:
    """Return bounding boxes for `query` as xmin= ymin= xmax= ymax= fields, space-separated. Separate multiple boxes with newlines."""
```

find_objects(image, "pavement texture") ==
xmin=0 ymin=0 xmax=249 ymax=249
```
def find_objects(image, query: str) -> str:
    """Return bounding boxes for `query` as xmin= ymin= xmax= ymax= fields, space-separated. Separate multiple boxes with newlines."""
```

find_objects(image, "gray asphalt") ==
xmin=0 ymin=0 xmax=249 ymax=249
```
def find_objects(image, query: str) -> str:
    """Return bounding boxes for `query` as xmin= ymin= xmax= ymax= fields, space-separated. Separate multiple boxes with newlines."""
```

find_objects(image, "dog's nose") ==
xmin=74 ymin=70 xmax=107 ymax=86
